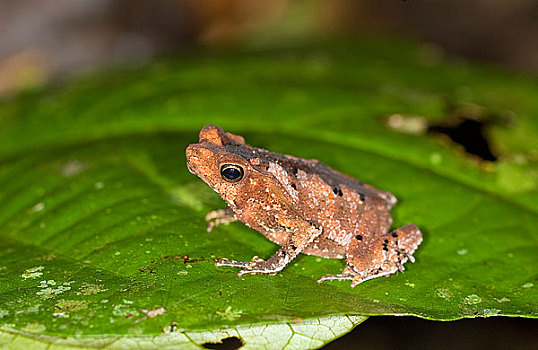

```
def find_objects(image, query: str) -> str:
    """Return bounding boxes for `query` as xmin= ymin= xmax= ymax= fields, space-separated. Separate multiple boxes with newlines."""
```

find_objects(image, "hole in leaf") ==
xmin=387 ymin=105 xmax=510 ymax=162
xmin=202 ymin=336 xmax=243 ymax=350
xmin=427 ymin=118 xmax=497 ymax=161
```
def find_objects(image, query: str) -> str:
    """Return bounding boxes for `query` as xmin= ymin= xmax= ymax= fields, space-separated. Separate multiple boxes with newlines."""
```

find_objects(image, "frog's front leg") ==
xmin=216 ymin=219 xmax=322 ymax=275
xmin=205 ymin=208 xmax=237 ymax=232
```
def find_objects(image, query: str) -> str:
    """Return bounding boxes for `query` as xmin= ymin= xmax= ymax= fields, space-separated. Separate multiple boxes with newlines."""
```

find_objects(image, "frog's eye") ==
xmin=220 ymin=164 xmax=244 ymax=182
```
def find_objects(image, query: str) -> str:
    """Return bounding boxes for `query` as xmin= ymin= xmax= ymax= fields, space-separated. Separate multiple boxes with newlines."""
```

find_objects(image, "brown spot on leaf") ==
xmin=163 ymin=255 xmax=205 ymax=263
xmin=139 ymin=267 xmax=156 ymax=273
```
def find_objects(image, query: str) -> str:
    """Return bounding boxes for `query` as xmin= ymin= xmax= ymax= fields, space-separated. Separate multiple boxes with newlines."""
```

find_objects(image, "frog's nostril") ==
xmin=185 ymin=145 xmax=200 ymax=159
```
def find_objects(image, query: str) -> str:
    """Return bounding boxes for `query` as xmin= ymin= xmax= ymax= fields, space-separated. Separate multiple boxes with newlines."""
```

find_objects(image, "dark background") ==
xmin=2 ymin=0 xmax=538 ymax=98
xmin=325 ymin=316 xmax=538 ymax=350
xmin=1 ymin=1 xmax=537 ymax=349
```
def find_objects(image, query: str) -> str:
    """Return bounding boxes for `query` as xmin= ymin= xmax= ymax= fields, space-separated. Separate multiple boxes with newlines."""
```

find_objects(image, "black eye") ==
xmin=220 ymin=164 xmax=244 ymax=182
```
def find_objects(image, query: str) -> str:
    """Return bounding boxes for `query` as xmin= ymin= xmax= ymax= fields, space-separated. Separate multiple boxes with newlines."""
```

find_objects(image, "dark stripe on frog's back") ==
xmin=229 ymin=144 xmax=390 ymax=204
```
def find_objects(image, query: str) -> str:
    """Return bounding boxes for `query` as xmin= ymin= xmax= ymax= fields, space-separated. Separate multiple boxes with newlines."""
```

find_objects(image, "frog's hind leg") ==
xmin=349 ymin=224 xmax=422 ymax=287
xmin=318 ymin=224 xmax=422 ymax=287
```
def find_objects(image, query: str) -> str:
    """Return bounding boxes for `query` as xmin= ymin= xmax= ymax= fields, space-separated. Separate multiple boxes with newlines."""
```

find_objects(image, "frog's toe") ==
xmin=205 ymin=208 xmax=233 ymax=221
xmin=205 ymin=210 xmax=220 ymax=221
xmin=205 ymin=208 xmax=237 ymax=232
xmin=206 ymin=217 xmax=236 ymax=232
xmin=350 ymin=277 xmax=366 ymax=287
xmin=216 ymin=259 xmax=275 ymax=275
xmin=215 ymin=258 xmax=252 ymax=268
xmin=237 ymin=268 xmax=261 ymax=276
xmin=317 ymin=273 xmax=354 ymax=284
xmin=237 ymin=261 xmax=281 ymax=275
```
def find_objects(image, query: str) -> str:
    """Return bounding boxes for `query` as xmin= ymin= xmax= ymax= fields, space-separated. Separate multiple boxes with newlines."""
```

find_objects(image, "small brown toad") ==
xmin=186 ymin=125 xmax=422 ymax=287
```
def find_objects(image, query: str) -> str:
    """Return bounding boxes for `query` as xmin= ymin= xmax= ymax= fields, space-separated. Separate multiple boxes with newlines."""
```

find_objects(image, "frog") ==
xmin=185 ymin=125 xmax=422 ymax=287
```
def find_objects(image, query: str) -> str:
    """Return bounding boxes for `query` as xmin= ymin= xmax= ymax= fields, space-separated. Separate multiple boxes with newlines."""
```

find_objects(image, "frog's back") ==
xmin=255 ymin=147 xmax=396 ymax=209
xmin=254 ymin=147 xmax=395 ymax=254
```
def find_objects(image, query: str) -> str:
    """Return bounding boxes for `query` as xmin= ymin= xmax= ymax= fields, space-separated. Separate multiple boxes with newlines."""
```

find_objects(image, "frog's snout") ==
xmin=185 ymin=144 xmax=202 ymax=174
xmin=185 ymin=144 xmax=216 ymax=178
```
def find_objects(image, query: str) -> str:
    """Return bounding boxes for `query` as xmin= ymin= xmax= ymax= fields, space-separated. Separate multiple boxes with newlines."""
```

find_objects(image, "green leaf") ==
xmin=0 ymin=315 xmax=367 ymax=349
xmin=0 ymin=39 xmax=537 ymax=346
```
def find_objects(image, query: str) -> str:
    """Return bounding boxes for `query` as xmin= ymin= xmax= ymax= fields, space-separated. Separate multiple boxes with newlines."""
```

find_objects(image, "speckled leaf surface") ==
xmin=0 ymin=39 xmax=537 ymax=345
xmin=0 ymin=315 xmax=367 ymax=349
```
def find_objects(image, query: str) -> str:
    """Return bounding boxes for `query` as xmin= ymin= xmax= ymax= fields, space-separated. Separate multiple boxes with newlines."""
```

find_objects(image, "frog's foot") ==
xmin=318 ymin=266 xmax=397 ymax=287
xmin=329 ymin=224 xmax=422 ymax=287
xmin=215 ymin=257 xmax=252 ymax=269
xmin=317 ymin=274 xmax=354 ymax=283
xmin=217 ymin=222 xmax=322 ymax=277
xmin=205 ymin=208 xmax=237 ymax=232
xmin=215 ymin=257 xmax=281 ymax=276
xmin=216 ymin=240 xmax=305 ymax=276
xmin=317 ymin=266 xmax=354 ymax=283
xmin=349 ymin=269 xmax=398 ymax=287
xmin=215 ymin=256 xmax=265 ymax=269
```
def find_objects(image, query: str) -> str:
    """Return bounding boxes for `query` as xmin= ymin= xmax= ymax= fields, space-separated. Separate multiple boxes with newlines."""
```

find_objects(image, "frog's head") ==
xmin=186 ymin=125 xmax=264 ymax=208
